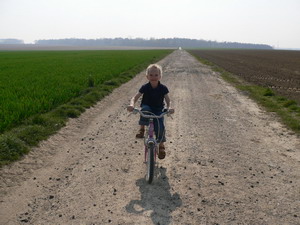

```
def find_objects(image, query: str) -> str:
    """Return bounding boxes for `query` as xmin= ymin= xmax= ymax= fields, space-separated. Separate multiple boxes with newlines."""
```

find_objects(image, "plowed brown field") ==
xmin=189 ymin=49 xmax=300 ymax=104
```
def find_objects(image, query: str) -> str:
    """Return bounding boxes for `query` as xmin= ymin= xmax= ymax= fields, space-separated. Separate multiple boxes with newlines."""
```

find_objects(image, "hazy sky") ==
xmin=1 ymin=0 xmax=300 ymax=48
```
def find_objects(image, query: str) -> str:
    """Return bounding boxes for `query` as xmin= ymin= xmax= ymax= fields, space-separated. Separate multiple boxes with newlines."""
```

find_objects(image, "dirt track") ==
xmin=0 ymin=50 xmax=299 ymax=225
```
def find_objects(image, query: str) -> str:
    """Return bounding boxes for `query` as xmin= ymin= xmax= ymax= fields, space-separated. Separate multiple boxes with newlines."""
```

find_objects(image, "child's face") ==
xmin=146 ymin=67 xmax=161 ymax=82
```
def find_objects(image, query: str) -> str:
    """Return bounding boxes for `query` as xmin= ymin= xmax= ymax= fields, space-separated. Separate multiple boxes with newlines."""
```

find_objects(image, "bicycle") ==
xmin=132 ymin=108 xmax=171 ymax=184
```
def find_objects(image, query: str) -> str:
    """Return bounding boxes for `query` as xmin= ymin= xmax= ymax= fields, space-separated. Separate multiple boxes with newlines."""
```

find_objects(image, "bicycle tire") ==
xmin=146 ymin=144 xmax=155 ymax=184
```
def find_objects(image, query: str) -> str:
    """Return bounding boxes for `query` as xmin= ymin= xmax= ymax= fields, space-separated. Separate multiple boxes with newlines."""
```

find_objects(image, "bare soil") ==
xmin=0 ymin=50 xmax=299 ymax=225
xmin=189 ymin=49 xmax=300 ymax=104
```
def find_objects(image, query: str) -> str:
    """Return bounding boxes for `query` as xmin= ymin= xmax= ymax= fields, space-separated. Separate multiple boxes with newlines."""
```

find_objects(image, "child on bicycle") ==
xmin=127 ymin=64 xmax=174 ymax=159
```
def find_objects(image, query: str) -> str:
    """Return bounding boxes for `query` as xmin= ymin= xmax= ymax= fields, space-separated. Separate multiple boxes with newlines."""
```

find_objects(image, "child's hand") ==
xmin=168 ymin=108 xmax=175 ymax=114
xmin=127 ymin=105 xmax=134 ymax=112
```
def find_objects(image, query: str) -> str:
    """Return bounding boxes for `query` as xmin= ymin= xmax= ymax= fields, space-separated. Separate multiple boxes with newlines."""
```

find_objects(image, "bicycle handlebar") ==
xmin=132 ymin=108 xmax=171 ymax=119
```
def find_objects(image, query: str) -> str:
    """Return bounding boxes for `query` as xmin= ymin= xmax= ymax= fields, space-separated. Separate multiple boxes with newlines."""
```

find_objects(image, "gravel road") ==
xmin=1 ymin=50 xmax=299 ymax=225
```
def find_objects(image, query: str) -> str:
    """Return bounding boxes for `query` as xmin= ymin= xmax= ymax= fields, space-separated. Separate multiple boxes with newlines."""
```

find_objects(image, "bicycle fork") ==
xmin=144 ymin=140 xmax=157 ymax=162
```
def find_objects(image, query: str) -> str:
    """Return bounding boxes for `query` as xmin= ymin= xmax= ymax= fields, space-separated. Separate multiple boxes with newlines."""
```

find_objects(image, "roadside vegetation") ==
xmin=0 ymin=50 xmax=173 ymax=166
xmin=189 ymin=51 xmax=300 ymax=135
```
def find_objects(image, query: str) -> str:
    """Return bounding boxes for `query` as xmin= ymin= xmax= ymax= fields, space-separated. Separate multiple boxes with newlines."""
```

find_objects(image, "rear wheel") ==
xmin=146 ymin=144 xmax=155 ymax=184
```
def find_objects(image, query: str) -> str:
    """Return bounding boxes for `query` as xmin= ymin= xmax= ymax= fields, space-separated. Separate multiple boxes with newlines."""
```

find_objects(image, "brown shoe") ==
xmin=158 ymin=144 xmax=166 ymax=159
xmin=135 ymin=128 xmax=145 ymax=138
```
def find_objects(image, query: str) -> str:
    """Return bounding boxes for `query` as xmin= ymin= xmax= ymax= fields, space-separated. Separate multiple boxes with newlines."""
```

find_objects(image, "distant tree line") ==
xmin=35 ymin=38 xmax=273 ymax=49
xmin=0 ymin=39 xmax=24 ymax=44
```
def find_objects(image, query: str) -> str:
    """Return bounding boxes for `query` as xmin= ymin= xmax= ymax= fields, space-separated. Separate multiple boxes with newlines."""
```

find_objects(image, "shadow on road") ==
xmin=126 ymin=167 xmax=182 ymax=225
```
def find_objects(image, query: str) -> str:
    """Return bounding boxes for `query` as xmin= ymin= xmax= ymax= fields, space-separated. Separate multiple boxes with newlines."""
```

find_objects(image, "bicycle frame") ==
xmin=144 ymin=118 xmax=157 ymax=162
xmin=133 ymin=108 xmax=169 ymax=159
xmin=132 ymin=108 xmax=170 ymax=184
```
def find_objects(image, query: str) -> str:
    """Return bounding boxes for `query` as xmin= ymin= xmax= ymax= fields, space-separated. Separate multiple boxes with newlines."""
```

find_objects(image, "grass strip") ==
xmin=189 ymin=52 xmax=300 ymax=135
xmin=0 ymin=50 xmax=173 ymax=166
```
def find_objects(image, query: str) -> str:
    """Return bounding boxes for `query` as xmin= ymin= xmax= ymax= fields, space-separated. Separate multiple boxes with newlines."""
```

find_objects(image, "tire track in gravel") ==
xmin=0 ymin=50 xmax=299 ymax=225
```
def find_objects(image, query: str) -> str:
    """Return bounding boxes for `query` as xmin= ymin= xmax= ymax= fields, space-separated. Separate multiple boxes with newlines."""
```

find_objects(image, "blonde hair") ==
xmin=146 ymin=64 xmax=163 ymax=78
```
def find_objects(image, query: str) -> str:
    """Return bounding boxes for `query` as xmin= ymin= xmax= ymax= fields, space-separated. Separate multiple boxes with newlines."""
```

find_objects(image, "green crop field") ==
xmin=0 ymin=50 xmax=171 ymax=133
xmin=0 ymin=49 xmax=172 ymax=165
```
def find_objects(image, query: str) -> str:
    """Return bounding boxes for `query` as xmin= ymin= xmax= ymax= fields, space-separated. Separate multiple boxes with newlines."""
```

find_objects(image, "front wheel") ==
xmin=146 ymin=144 xmax=155 ymax=184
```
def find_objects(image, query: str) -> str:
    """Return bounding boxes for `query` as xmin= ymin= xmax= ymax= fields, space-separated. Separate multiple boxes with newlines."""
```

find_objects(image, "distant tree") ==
xmin=34 ymin=38 xmax=273 ymax=49
xmin=0 ymin=39 xmax=24 ymax=44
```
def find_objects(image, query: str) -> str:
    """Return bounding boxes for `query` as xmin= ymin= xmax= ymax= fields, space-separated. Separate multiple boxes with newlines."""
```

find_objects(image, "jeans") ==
xmin=139 ymin=104 xmax=166 ymax=143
